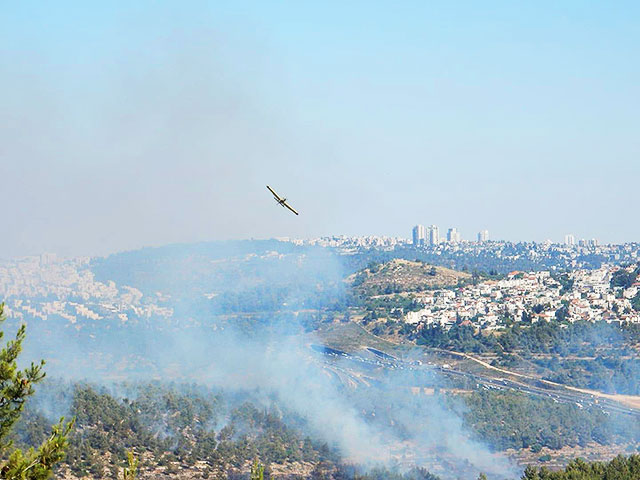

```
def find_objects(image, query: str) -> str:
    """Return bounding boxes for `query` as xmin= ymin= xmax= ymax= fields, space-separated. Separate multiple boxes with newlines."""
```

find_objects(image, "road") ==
xmin=310 ymin=343 xmax=640 ymax=418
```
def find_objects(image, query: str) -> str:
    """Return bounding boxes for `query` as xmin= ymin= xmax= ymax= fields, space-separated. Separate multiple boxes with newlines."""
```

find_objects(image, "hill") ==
xmin=348 ymin=259 xmax=471 ymax=296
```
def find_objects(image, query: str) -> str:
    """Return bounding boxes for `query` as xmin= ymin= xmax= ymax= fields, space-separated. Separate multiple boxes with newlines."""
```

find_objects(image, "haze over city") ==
xmin=4 ymin=3 xmax=640 ymax=479
xmin=2 ymin=1 xmax=639 ymax=258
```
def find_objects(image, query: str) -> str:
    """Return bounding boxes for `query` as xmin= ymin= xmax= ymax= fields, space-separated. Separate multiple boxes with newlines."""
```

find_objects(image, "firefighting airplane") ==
xmin=266 ymin=185 xmax=299 ymax=216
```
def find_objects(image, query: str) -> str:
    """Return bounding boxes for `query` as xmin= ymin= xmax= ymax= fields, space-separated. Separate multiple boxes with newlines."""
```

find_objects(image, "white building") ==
xmin=564 ymin=234 xmax=575 ymax=246
xmin=412 ymin=225 xmax=426 ymax=246
xmin=447 ymin=228 xmax=461 ymax=243
xmin=478 ymin=230 xmax=489 ymax=243
xmin=428 ymin=225 xmax=440 ymax=246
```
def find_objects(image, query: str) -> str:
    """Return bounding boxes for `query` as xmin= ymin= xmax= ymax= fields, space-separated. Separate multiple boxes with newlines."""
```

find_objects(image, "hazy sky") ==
xmin=2 ymin=1 xmax=639 ymax=257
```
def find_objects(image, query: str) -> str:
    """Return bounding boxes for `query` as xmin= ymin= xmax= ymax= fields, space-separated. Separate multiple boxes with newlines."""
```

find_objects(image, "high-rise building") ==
xmin=564 ymin=234 xmax=575 ymax=246
xmin=39 ymin=252 xmax=57 ymax=266
xmin=428 ymin=225 xmax=439 ymax=246
xmin=412 ymin=225 xmax=426 ymax=246
xmin=477 ymin=230 xmax=489 ymax=243
xmin=447 ymin=228 xmax=461 ymax=243
xmin=588 ymin=238 xmax=599 ymax=247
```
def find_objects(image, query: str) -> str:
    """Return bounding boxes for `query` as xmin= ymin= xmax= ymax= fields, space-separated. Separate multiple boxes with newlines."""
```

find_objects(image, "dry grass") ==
xmin=347 ymin=259 xmax=470 ymax=294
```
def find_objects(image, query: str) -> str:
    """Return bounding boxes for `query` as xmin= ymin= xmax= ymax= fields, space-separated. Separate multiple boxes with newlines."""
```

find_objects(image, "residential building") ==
xmin=412 ymin=225 xmax=426 ymax=246
xmin=428 ymin=225 xmax=439 ymax=246
xmin=447 ymin=228 xmax=461 ymax=243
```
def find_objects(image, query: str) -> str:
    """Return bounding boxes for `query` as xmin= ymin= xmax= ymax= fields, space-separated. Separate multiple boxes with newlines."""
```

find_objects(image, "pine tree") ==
xmin=0 ymin=302 xmax=73 ymax=479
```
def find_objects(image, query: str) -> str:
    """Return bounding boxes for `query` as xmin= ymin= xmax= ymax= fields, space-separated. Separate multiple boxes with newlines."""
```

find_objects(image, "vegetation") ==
xmin=460 ymin=390 xmax=640 ymax=451
xmin=415 ymin=319 xmax=640 ymax=356
xmin=0 ymin=302 xmax=72 ymax=479
xmin=13 ymin=378 xmax=640 ymax=479
xmin=539 ymin=356 xmax=640 ymax=395
xmin=6 ymin=245 xmax=640 ymax=478
xmin=8 ymin=370 xmax=640 ymax=479
xmin=250 ymin=459 xmax=264 ymax=480
xmin=632 ymin=291 xmax=640 ymax=312
xmin=122 ymin=450 xmax=137 ymax=480
xmin=610 ymin=264 xmax=640 ymax=289
xmin=335 ymin=466 xmax=440 ymax=480
xmin=349 ymin=259 xmax=470 ymax=296
xmin=413 ymin=320 xmax=640 ymax=394
xmin=14 ymin=382 xmax=343 ymax=478
xmin=340 ymin=244 xmax=617 ymax=276
xmin=521 ymin=455 xmax=640 ymax=480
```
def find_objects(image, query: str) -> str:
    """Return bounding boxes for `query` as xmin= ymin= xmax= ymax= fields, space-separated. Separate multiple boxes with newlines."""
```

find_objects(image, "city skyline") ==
xmin=0 ymin=217 xmax=630 ymax=261
xmin=411 ymin=223 xmax=606 ymax=247
xmin=1 ymin=228 xmax=629 ymax=262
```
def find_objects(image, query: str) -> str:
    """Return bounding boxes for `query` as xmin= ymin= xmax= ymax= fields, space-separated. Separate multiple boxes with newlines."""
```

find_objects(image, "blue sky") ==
xmin=2 ymin=1 xmax=639 ymax=257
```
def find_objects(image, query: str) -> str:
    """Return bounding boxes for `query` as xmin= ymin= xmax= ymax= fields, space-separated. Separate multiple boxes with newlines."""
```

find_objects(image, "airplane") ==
xmin=266 ymin=185 xmax=299 ymax=215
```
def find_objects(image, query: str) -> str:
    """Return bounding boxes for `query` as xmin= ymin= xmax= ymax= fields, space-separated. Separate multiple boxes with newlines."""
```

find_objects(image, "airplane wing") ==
xmin=266 ymin=185 xmax=282 ymax=201
xmin=283 ymin=201 xmax=299 ymax=216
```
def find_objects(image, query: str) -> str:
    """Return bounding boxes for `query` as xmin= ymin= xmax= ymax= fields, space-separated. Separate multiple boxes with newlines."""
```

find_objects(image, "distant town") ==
xmin=0 ymin=254 xmax=173 ymax=325
xmin=283 ymin=225 xmax=639 ymax=271
xmin=0 ymin=233 xmax=639 ymax=332
xmin=285 ymin=224 xmax=607 ymax=250
xmin=405 ymin=264 xmax=640 ymax=330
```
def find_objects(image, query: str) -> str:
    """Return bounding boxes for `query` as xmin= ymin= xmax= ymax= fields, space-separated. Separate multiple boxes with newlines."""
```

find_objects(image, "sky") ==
xmin=1 ymin=1 xmax=639 ymax=258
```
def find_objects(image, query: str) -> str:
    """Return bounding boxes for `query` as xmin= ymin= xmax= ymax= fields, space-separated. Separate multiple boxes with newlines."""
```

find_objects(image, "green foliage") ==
xmin=610 ymin=265 xmax=640 ymax=289
xmin=552 ymin=273 xmax=575 ymax=295
xmin=632 ymin=291 xmax=640 ymax=312
xmin=416 ymin=323 xmax=497 ymax=353
xmin=250 ymin=459 xmax=264 ymax=480
xmin=521 ymin=454 xmax=640 ymax=479
xmin=539 ymin=356 xmax=640 ymax=395
xmin=328 ymin=465 xmax=440 ymax=480
xmin=1 ymin=420 xmax=73 ymax=480
xmin=415 ymin=319 xmax=640 ymax=394
xmin=460 ymin=390 xmax=640 ymax=451
xmin=122 ymin=449 xmax=137 ymax=480
xmin=361 ymin=294 xmax=423 ymax=327
xmin=28 ymin=382 xmax=340 ymax=477
xmin=0 ymin=302 xmax=72 ymax=479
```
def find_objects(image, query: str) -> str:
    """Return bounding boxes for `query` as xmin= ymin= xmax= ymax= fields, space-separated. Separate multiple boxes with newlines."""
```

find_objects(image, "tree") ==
xmin=250 ymin=459 xmax=264 ymax=480
xmin=0 ymin=302 xmax=73 ymax=479
xmin=122 ymin=449 xmax=138 ymax=480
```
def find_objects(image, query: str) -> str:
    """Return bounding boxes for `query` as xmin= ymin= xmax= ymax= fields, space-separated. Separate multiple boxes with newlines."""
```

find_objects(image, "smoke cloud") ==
xmin=13 ymin=243 xmax=518 ymax=479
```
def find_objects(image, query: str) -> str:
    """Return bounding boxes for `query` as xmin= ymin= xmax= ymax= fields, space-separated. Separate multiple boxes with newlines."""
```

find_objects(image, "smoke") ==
xmin=194 ymin=331 xmax=389 ymax=466
xmin=0 ymin=8 xmax=312 ymax=258
xmin=12 ymin=242 xmax=518 ymax=479
xmin=194 ymin=330 xmax=517 ymax=478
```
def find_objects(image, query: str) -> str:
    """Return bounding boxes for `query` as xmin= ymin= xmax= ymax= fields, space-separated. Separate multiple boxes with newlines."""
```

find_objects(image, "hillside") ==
xmin=348 ymin=259 xmax=471 ymax=295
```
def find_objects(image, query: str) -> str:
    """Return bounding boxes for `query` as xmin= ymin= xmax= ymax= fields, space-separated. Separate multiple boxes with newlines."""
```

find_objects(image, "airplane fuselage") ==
xmin=266 ymin=185 xmax=299 ymax=215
